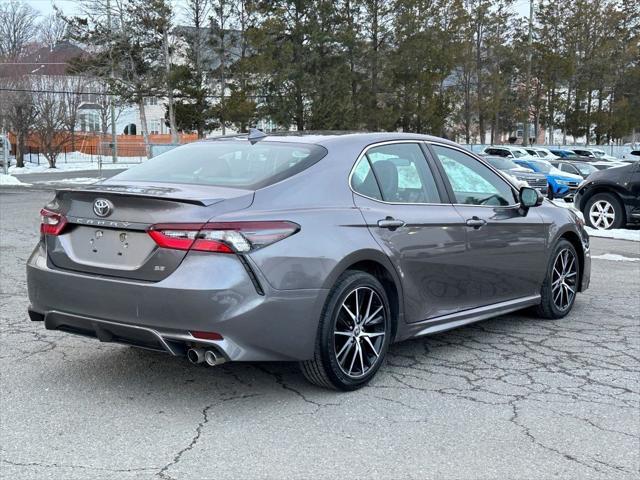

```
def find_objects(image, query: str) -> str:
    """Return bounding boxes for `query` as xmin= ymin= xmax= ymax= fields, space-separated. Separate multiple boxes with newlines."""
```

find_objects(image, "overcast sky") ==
xmin=26 ymin=0 xmax=531 ymax=22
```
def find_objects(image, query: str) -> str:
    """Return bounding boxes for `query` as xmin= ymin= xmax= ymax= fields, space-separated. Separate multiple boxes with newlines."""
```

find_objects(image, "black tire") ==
xmin=300 ymin=270 xmax=392 ymax=391
xmin=547 ymin=187 xmax=554 ymax=200
xmin=583 ymin=192 xmax=625 ymax=230
xmin=535 ymin=239 xmax=580 ymax=319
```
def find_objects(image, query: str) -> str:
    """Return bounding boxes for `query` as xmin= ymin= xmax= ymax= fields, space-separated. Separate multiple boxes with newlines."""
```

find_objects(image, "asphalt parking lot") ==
xmin=1 ymin=188 xmax=638 ymax=480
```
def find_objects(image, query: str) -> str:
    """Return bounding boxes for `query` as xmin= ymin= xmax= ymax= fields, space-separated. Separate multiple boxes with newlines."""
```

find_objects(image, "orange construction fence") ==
xmin=8 ymin=132 xmax=199 ymax=157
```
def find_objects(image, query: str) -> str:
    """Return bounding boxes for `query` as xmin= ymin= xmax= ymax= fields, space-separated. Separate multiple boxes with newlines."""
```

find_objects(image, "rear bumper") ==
xmin=27 ymin=244 xmax=327 ymax=361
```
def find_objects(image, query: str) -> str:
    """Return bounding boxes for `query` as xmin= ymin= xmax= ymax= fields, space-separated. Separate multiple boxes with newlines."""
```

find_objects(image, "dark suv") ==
xmin=575 ymin=162 xmax=640 ymax=229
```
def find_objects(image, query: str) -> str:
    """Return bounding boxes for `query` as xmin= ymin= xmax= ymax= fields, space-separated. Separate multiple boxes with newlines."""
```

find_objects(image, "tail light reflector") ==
xmin=40 ymin=208 xmax=68 ymax=236
xmin=148 ymin=221 xmax=299 ymax=254
xmin=191 ymin=331 xmax=224 ymax=341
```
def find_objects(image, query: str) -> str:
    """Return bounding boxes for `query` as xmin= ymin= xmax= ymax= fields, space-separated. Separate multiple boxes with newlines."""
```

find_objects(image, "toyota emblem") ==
xmin=93 ymin=198 xmax=113 ymax=217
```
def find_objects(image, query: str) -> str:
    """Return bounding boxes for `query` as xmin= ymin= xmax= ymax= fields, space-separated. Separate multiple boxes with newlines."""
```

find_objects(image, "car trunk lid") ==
xmin=45 ymin=182 xmax=254 ymax=281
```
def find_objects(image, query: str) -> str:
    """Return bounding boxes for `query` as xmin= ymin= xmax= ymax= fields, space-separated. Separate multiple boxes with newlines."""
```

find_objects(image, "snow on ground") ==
xmin=37 ymin=177 xmax=100 ymax=185
xmin=0 ymin=174 xmax=31 ymax=186
xmin=551 ymin=199 xmax=640 ymax=242
xmin=586 ymin=227 xmax=640 ymax=242
xmin=591 ymin=253 xmax=640 ymax=262
xmin=8 ymin=151 xmax=143 ymax=174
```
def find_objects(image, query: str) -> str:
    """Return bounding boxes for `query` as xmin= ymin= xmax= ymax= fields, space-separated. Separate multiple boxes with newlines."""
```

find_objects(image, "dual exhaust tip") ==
xmin=187 ymin=348 xmax=226 ymax=367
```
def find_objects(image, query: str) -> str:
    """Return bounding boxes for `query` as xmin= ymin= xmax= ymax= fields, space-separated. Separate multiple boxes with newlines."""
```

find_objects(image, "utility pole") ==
xmin=107 ymin=0 xmax=118 ymax=163
xmin=522 ymin=0 xmax=534 ymax=146
xmin=1 ymin=131 xmax=9 ymax=176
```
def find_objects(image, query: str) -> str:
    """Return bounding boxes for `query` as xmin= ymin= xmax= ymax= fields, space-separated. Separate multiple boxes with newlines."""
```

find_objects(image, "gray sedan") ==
xmin=27 ymin=132 xmax=591 ymax=390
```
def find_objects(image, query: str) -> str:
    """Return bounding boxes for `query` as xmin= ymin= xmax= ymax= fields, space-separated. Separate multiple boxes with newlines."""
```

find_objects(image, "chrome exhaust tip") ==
xmin=204 ymin=349 xmax=226 ymax=367
xmin=187 ymin=348 xmax=205 ymax=364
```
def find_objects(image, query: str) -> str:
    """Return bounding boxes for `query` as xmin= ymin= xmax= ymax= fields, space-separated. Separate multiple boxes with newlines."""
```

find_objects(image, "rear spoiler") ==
xmin=55 ymin=186 xmax=226 ymax=207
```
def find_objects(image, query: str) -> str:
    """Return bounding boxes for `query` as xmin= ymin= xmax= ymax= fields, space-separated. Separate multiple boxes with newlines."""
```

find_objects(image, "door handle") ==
xmin=377 ymin=217 xmax=405 ymax=230
xmin=465 ymin=217 xmax=487 ymax=229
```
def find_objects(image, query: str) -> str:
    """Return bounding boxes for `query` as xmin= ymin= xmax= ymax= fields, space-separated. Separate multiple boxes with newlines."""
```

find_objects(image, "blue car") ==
xmin=549 ymin=149 xmax=583 ymax=160
xmin=513 ymin=159 xmax=583 ymax=200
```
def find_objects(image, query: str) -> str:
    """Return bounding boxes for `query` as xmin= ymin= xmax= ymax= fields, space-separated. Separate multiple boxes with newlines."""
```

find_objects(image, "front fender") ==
xmin=543 ymin=205 xmax=591 ymax=292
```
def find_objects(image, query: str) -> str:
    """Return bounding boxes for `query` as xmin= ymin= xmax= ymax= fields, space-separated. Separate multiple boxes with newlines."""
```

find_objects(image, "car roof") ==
xmin=201 ymin=131 xmax=461 ymax=150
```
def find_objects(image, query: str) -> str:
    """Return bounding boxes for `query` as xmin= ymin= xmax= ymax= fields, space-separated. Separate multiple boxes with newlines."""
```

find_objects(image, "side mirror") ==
xmin=520 ymin=186 xmax=543 ymax=208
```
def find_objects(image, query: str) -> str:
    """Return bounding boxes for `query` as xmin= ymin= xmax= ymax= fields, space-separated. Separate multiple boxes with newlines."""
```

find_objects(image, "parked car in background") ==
xmin=575 ymin=161 xmax=640 ymax=230
xmin=549 ymin=160 xmax=598 ymax=179
xmin=568 ymin=148 xmax=625 ymax=167
xmin=513 ymin=158 xmax=583 ymax=200
xmin=622 ymin=150 xmax=640 ymax=162
xmin=484 ymin=155 xmax=548 ymax=194
xmin=481 ymin=145 xmax=539 ymax=160
xmin=582 ymin=147 xmax=618 ymax=162
xmin=568 ymin=148 xmax=598 ymax=159
xmin=524 ymin=147 xmax=560 ymax=160
xmin=26 ymin=132 xmax=591 ymax=390
xmin=550 ymin=149 xmax=621 ymax=170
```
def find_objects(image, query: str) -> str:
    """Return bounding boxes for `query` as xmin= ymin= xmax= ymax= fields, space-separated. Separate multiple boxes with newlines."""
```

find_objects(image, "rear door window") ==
xmin=351 ymin=143 xmax=442 ymax=203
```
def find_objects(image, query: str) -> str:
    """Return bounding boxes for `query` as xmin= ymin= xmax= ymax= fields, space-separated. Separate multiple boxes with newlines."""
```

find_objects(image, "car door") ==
xmin=351 ymin=141 xmax=469 ymax=322
xmin=428 ymin=143 xmax=548 ymax=308
xmin=624 ymin=162 xmax=640 ymax=220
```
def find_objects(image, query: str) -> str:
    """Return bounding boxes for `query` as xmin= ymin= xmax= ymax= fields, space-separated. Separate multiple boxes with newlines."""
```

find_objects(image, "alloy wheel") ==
xmin=333 ymin=287 xmax=387 ymax=379
xmin=588 ymin=200 xmax=615 ymax=229
xmin=551 ymin=248 xmax=578 ymax=311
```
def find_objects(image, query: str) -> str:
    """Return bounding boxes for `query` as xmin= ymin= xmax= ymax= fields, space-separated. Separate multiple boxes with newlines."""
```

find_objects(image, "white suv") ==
xmin=482 ymin=146 xmax=539 ymax=160
xmin=524 ymin=147 xmax=560 ymax=160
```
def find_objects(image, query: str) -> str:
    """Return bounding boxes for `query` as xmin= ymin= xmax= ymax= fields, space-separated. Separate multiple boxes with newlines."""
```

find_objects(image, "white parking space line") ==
xmin=591 ymin=253 xmax=640 ymax=262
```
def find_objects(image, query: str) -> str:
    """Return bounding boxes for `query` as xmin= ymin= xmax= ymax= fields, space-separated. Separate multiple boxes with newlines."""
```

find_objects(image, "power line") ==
xmin=0 ymin=87 xmax=113 ymax=96
xmin=0 ymin=87 xmax=263 ymax=99
xmin=0 ymin=62 xmax=71 ymax=65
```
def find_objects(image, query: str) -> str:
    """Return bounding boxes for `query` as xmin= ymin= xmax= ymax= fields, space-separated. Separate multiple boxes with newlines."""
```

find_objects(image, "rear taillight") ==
xmin=40 ymin=208 xmax=68 ymax=236
xmin=148 ymin=221 xmax=299 ymax=254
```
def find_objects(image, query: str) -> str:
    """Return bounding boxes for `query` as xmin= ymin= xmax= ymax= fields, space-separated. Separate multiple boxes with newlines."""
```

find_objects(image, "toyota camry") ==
xmin=27 ymin=132 xmax=591 ymax=390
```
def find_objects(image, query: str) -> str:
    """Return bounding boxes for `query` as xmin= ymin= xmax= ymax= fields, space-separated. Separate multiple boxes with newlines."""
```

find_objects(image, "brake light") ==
xmin=40 ymin=208 xmax=68 ymax=236
xmin=148 ymin=221 xmax=299 ymax=253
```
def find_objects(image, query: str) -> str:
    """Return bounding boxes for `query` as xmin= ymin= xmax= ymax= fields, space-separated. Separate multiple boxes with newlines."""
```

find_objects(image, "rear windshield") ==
xmin=112 ymin=141 xmax=327 ymax=189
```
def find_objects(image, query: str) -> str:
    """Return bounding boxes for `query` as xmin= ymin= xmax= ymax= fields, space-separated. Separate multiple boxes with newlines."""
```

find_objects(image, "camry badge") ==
xmin=93 ymin=198 xmax=113 ymax=218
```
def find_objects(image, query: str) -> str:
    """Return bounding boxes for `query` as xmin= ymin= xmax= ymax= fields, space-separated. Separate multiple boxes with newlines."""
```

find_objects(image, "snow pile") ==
xmin=10 ymin=161 xmax=137 ymax=174
xmin=0 ymin=174 xmax=31 ymax=186
xmin=38 ymin=177 xmax=99 ymax=185
xmin=585 ymin=227 xmax=640 ymax=242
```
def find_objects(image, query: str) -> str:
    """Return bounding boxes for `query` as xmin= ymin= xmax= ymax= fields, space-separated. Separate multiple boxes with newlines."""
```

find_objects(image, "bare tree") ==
xmin=0 ymin=0 xmax=40 ymax=60
xmin=158 ymin=0 xmax=179 ymax=143
xmin=31 ymin=77 xmax=70 ymax=168
xmin=0 ymin=76 xmax=37 ymax=168
xmin=39 ymin=12 xmax=68 ymax=50
xmin=62 ymin=76 xmax=87 ymax=151
xmin=95 ymin=82 xmax=123 ymax=136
